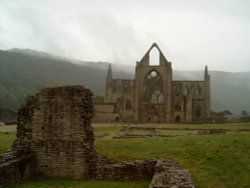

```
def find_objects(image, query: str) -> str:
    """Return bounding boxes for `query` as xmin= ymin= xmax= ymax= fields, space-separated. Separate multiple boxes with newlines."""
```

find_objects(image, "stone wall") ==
xmin=150 ymin=159 xmax=195 ymax=188
xmin=104 ymin=43 xmax=211 ymax=123
xmin=0 ymin=86 xmax=96 ymax=186
xmin=0 ymin=151 xmax=32 ymax=187
xmin=27 ymin=86 xmax=96 ymax=178
xmin=96 ymin=155 xmax=156 ymax=180
xmin=93 ymin=104 xmax=118 ymax=123
xmin=0 ymin=86 xmax=195 ymax=188
xmin=96 ymin=156 xmax=194 ymax=187
xmin=95 ymin=104 xmax=115 ymax=113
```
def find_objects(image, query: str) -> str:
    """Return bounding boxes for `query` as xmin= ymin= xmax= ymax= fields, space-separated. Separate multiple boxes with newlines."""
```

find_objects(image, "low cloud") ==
xmin=0 ymin=0 xmax=250 ymax=72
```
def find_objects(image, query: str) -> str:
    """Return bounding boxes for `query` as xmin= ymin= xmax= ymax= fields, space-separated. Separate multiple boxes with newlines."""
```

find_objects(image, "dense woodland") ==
xmin=0 ymin=48 xmax=250 ymax=115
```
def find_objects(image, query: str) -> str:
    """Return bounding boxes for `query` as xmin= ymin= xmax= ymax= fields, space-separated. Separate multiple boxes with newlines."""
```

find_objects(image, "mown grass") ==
xmin=93 ymin=124 xmax=121 ymax=139
xmin=7 ymin=178 xmax=148 ymax=188
xmin=1 ymin=123 xmax=250 ymax=188
xmin=0 ymin=132 xmax=15 ymax=153
xmin=96 ymin=132 xmax=250 ymax=188
xmin=131 ymin=122 xmax=250 ymax=130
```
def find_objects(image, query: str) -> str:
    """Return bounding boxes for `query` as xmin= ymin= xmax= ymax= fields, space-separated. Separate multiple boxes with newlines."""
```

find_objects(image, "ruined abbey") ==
xmin=0 ymin=86 xmax=195 ymax=187
xmin=94 ymin=43 xmax=211 ymax=123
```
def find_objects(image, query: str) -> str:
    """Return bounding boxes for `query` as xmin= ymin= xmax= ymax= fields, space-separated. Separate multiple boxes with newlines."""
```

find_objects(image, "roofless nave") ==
xmin=94 ymin=43 xmax=211 ymax=123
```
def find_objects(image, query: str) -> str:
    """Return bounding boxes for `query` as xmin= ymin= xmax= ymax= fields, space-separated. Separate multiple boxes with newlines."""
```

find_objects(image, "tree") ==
xmin=241 ymin=110 xmax=248 ymax=117
xmin=210 ymin=110 xmax=232 ymax=117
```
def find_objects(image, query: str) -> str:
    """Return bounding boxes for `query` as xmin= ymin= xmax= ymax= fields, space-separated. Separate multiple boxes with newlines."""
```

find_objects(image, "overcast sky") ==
xmin=0 ymin=0 xmax=250 ymax=72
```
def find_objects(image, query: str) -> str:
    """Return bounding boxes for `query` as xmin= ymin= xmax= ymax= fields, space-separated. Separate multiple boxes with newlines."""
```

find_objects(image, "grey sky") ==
xmin=0 ymin=0 xmax=250 ymax=72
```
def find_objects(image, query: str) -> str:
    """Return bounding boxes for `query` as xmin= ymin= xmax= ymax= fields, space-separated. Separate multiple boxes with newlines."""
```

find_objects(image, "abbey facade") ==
xmin=94 ymin=43 xmax=210 ymax=123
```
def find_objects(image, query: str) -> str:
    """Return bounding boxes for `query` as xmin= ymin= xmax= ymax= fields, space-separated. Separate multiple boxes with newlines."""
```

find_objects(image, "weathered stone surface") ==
xmin=0 ymin=86 xmax=96 ymax=186
xmin=26 ymin=86 xmax=96 ymax=178
xmin=0 ymin=154 xmax=32 ymax=187
xmin=149 ymin=159 xmax=195 ymax=188
xmin=0 ymin=86 xmax=196 ymax=188
xmin=95 ymin=43 xmax=211 ymax=123
xmin=113 ymin=126 xmax=244 ymax=138
xmin=96 ymin=155 xmax=156 ymax=180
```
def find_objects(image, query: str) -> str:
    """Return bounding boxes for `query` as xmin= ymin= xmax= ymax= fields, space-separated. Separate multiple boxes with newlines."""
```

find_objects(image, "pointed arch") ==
xmin=144 ymin=69 xmax=162 ymax=80
xmin=138 ymin=43 xmax=169 ymax=66
xmin=175 ymin=116 xmax=181 ymax=122
xmin=149 ymin=46 xmax=160 ymax=66
xmin=150 ymin=89 xmax=163 ymax=104
xmin=143 ymin=69 xmax=164 ymax=104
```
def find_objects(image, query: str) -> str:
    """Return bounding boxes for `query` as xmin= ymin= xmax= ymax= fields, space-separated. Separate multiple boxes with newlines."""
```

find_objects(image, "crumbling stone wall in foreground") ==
xmin=0 ymin=86 xmax=195 ymax=188
xmin=26 ymin=86 xmax=96 ymax=178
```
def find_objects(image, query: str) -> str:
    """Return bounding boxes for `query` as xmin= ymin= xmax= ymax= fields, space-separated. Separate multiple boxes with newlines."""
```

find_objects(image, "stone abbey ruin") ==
xmin=94 ymin=43 xmax=211 ymax=123
xmin=0 ymin=86 xmax=194 ymax=187
xmin=0 ymin=43 xmax=212 ymax=187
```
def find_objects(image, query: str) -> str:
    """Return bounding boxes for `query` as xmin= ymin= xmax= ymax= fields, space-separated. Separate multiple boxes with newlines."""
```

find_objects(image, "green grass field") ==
xmin=1 ymin=123 xmax=250 ymax=188
xmin=7 ymin=178 xmax=148 ymax=188
xmin=0 ymin=132 xmax=15 ymax=153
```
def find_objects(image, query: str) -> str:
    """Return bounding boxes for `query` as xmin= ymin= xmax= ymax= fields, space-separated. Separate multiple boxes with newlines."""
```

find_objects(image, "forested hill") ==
xmin=0 ymin=49 xmax=105 ymax=110
xmin=0 ymin=49 xmax=131 ymax=110
xmin=0 ymin=48 xmax=250 ymax=115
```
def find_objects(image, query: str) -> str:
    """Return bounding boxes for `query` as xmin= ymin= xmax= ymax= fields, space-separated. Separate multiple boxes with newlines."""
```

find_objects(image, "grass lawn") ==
xmin=130 ymin=122 xmax=250 ymax=130
xmin=1 ymin=123 xmax=250 ymax=188
xmin=96 ymin=132 xmax=250 ymax=188
xmin=0 ymin=132 xmax=16 ymax=153
xmin=7 ymin=178 xmax=149 ymax=188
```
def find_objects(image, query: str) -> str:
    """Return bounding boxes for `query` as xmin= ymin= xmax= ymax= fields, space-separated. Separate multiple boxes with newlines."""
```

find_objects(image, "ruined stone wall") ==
xmin=0 ymin=152 xmax=32 ymax=186
xmin=0 ymin=86 xmax=96 ymax=186
xmin=93 ymin=104 xmax=119 ymax=122
xmin=94 ymin=104 xmax=115 ymax=113
xmin=103 ymin=43 xmax=210 ymax=123
xmin=104 ymin=79 xmax=135 ymax=122
xmin=96 ymin=156 xmax=195 ymax=188
xmin=172 ymin=81 xmax=208 ymax=122
xmin=29 ymin=86 xmax=96 ymax=178
xmin=106 ymin=79 xmax=134 ymax=105
xmin=96 ymin=156 xmax=156 ymax=180
xmin=1 ymin=85 xmax=195 ymax=188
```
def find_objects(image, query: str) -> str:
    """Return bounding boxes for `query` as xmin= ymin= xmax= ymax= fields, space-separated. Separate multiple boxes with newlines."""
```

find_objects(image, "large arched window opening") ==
xmin=149 ymin=47 xmax=160 ymax=66
xmin=151 ymin=89 xmax=163 ymax=104
xmin=144 ymin=70 xmax=164 ymax=104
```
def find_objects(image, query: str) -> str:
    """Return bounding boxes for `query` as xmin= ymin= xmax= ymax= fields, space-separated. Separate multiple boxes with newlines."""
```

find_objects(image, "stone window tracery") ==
xmin=151 ymin=89 xmax=163 ymax=104
xmin=144 ymin=70 xmax=164 ymax=104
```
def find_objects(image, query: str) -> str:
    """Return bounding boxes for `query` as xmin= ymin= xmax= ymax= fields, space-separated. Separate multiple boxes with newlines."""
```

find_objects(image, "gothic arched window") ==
xmin=144 ymin=70 xmax=164 ymax=104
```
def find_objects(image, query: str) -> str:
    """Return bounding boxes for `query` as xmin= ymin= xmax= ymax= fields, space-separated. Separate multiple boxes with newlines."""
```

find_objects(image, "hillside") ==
xmin=0 ymin=49 xmax=250 ymax=115
xmin=0 ymin=49 xmax=99 ymax=109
